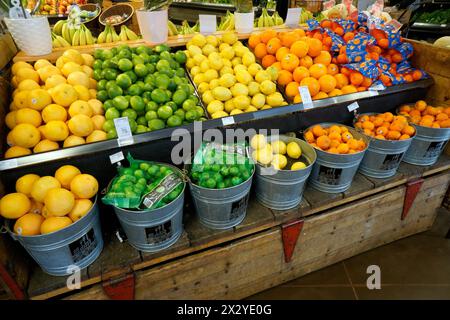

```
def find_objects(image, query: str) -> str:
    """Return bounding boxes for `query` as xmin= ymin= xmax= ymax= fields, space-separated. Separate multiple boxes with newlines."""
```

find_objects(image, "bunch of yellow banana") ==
xmin=51 ymin=32 xmax=71 ymax=48
xmin=97 ymin=24 xmax=120 ymax=44
xmin=255 ymin=9 xmax=283 ymax=28
xmin=61 ymin=21 xmax=77 ymax=44
xmin=118 ymin=25 xmax=139 ymax=41
xmin=52 ymin=19 xmax=67 ymax=36
xmin=168 ymin=20 xmax=179 ymax=36
xmin=71 ymin=24 xmax=95 ymax=46
xmin=299 ymin=9 xmax=313 ymax=24
xmin=178 ymin=20 xmax=199 ymax=35
xmin=217 ymin=11 xmax=235 ymax=31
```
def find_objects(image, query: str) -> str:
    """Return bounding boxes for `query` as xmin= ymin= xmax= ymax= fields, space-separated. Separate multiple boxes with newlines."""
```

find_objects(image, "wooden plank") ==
xmin=234 ymin=198 xmax=274 ymax=232
xmin=408 ymin=39 xmax=450 ymax=80
xmin=397 ymin=161 xmax=426 ymax=181
xmin=343 ymin=173 xmax=374 ymax=198
xmin=140 ymin=231 xmax=190 ymax=261
xmin=303 ymin=186 xmax=343 ymax=209
xmin=423 ymin=154 xmax=450 ymax=177
xmin=270 ymin=198 xmax=311 ymax=223
xmin=362 ymin=171 xmax=405 ymax=189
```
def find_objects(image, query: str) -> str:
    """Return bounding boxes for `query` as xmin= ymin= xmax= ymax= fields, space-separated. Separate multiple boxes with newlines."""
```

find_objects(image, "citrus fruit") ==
xmin=33 ymin=139 xmax=59 ymax=153
xmin=18 ymin=79 xmax=40 ymax=91
xmin=70 ymin=174 xmax=99 ymax=199
xmin=37 ymin=65 xmax=62 ymax=82
xmin=287 ymin=142 xmax=301 ymax=159
xmin=271 ymin=154 xmax=287 ymax=170
xmin=55 ymin=165 xmax=81 ymax=189
xmin=15 ymin=108 xmax=42 ymax=127
xmin=12 ymin=61 xmax=34 ymax=75
xmin=291 ymin=162 xmax=307 ymax=170
xmin=5 ymin=146 xmax=31 ymax=158
xmin=63 ymin=135 xmax=86 ymax=147
xmin=266 ymin=92 xmax=284 ymax=107
xmin=0 ymin=192 xmax=31 ymax=220
xmin=86 ymin=130 xmax=107 ymax=143
xmin=68 ymin=114 xmax=94 ymax=137
xmin=50 ymin=84 xmax=78 ymax=107
xmin=43 ymin=120 xmax=69 ymax=141
xmin=13 ymin=213 xmax=45 ymax=236
xmin=40 ymin=216 xmax=72 ymax=234
xmin=13 ymin=90 xmax=29 ymax=109
xmin=28 ymin=89 xmax=52 ymax=111
xmin=271 ymin=140 xmax=287 ymax=154
xmin=260 ymin=80 xmax=276 ymax=95
xmin=69 ymin=100 xmax=93 ymax=117
xmin=45 ymin=74 xmax=67 ymax=89
xmin=15 ymin=174 xmax=40 ymax=196
xmin=16 ymin=68 xmax=40 ymax=83
xmin=68 ymin=199 xmax=93 ymax=222
xmin=44 ymin=188 xmax=75 ymax=216
xmin=31 ymin=176 xmax=61 ymax=203
xmin=42 ymin=104 xmax=68 ymax=123
xmin=10 ymin=123 xmax=41 ymax=148
xmin=73 ymin=85 xmax=90 ymax=101
xmin=251 ymin=134 xmax=267 ymax=150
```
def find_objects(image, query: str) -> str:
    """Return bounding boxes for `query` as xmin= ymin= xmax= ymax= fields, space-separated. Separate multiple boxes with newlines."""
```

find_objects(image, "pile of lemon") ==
xmin=6 ymin=49 xmax=107 ymax=159
xmin=0 ymin=165 xmax=99 ymax=236
xmin=251 ymin=134 xmax=307 ymax=170
xmin=184 ymin=32 xmax=287 ymax=119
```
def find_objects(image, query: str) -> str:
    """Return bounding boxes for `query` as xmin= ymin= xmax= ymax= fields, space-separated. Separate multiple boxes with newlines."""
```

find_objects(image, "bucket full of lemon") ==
xmin=251 ymin=134 xmax=317 ymax=210
xmin=0 ymin=166 xmax=103 ymax=276
xmin=186 ymin=141 xmax=255 ymax=229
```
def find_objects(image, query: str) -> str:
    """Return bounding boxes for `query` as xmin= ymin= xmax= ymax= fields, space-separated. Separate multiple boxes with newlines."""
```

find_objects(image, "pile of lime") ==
xmin=93 ymin=44 xmax=206 ymax=138
xmin=107 ymin=161 xmax=183 ymax=209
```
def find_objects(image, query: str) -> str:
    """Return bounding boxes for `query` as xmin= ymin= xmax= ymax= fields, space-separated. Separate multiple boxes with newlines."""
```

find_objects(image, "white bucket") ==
xmin=234 ymin=12 xmax=254 ymax=34
xmin=136 ymin=9 xmax=168 ymax=44
xmin=4 ymin=17 xmax=52 ymax=56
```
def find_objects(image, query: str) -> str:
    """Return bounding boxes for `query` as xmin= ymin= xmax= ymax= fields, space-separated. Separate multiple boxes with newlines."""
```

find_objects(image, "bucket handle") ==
xmin=180 ymin=169 xmax=191 ymax=183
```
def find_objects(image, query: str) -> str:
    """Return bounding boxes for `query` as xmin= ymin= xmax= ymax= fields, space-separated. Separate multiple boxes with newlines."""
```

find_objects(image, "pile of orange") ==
xmin=354 ymin=112 xmax=415 ymax=140
xmin=398 ymin=100 xmax=450 ymax=128
xmin=304 ymin=124 xmax=367 ymax=154
xmin=248 ymin=29 xmax=371 ymax=103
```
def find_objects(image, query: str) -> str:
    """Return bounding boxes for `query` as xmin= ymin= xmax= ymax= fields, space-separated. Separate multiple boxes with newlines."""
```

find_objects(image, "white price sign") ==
xmin=222 ymin=116 xmax=235 ymax=126
xmin=114 ymin=117 xmax=134 ymax=147
xmin=369 ymin=83 xmax=386 ymax=91
xmin=285 ymin=8 xmax=302 ymax=28
xmin=199 ymin=15 xmax=217 ymax=34
xmin=347 ymin=101 xmax=359 ymax=112
xmin=298 ymin=86 xmax=314 ymax=110
xmin=109 ymin=151 xmax=124 ymax=165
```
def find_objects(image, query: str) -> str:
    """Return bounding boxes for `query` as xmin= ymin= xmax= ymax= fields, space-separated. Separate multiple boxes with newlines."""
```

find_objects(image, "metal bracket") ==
xmin=402 ymin=178 xmax=424 ymax=220
xmin=102 ymin=273 xmax=135 ymax=300
xmin=0 ymin=263 xmax=26 ymax=300
xmin=281 ymin=219 xmax=304 ymax=263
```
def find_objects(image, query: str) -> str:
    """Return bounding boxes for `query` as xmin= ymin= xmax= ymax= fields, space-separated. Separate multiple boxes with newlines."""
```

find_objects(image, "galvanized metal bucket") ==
xmin=306 ymin=123 xmax=369 ymax=193
xmin=111 ymin=164 xmax=185 ymax=253
xmin=187 ymin=165 xmax=255 ymax=230
xmin=402 ymin=125 xmax=450 ymax=166
xmin=355 ymin=113 xmax=414 ymax=178
xmin=7 ymin=196 xmax=103 ymax=276
xmin=254 ymin=135 xmax=317 ymax=210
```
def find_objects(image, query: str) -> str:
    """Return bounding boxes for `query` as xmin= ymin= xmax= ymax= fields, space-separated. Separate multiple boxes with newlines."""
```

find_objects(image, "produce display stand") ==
xmin=1 ymin=29 xmax=450 ymax=300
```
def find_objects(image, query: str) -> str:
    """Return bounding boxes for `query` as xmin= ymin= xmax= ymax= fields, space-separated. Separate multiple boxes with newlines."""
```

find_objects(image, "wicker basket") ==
xmin=80 ymin=3 xmax=102 ymax=30
xmin=99 ymin=3 xmax=135 ymax=28
xmin=292 ymin=0 xmax=323 ymax=14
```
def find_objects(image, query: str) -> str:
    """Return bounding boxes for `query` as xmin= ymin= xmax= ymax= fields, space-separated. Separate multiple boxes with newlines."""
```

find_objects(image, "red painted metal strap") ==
xmin=0 ymin=262 xmax=26 ymax=300
xmin=281 ymin=219 xmax=304 ymax=263
xmin=402 ymin=179 xmax=424 ymax=220
xmin=102 ymin=273 xmax=135 ymax=300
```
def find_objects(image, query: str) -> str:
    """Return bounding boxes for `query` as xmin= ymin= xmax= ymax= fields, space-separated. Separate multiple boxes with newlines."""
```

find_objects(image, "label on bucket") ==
xmin=318 ymin=165 xmax=342 ymax=185
xmin=424 ymin=141 xmax=446 ymax=158
xmin=140 ymin=173 xmax=182 ymax=209
xmin=145 ymin=220 xmax=173 ymax=245
xmin=69 ymin=229 xmax=97 ymax=263
xmin=380 ymin=152 xmax=404 ymax=170
xmin=230 ymin=193 xmax=250 ymax=221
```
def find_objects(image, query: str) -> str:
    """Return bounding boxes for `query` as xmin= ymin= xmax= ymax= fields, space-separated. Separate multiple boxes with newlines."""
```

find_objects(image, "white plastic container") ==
xmin=234 ymin=12 xmax=254 ymax=34
xmin=136 ymin=9 xmax=168 ymax=44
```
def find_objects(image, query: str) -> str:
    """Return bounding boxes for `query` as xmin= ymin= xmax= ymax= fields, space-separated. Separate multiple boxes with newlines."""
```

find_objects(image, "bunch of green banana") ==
xmin=256 ymin=8 xmax=275 ymax=28
xmin=53 ymin=19 xmax=67 ymax=36
xmin=71 ymin=24 xmax=95 ymax=46
xmin=178 ymin=20 xmax=197 ymax=35
xmin=119 ymin=25 xmax=139 ymax=41
xmin=217 ymin=11 xmax=234 ymax=31
xmin=299 ymin=9 xmax=313 ymax=24
xmin=51 ymin=32 xmax=71 ymax=48
xmin=168 ymin=20 xmax=179 ymax=36
xmin=97 ymin=24 xmax=121 ymax=44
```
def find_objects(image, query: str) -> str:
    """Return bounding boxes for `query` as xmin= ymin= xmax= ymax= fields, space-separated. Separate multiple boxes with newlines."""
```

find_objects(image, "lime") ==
xmin=231 ymin=176 xmax=243 ymax=186
xmin=167 ymin=79 xmax=177 ymax=91
xmin=108 ymin=84 xmax=123 ymax=99
xmin=127 ymin=84 xmax=143 ymax=96
xmin=102 ymin=60 xmax=117 ymax=69
xmin=195 ymin=106 xmax=205 ymax=117
xmin=174 ymin=109 xmax=185 ymax=119
xmin=113 ymin=96 xmax=129 ymax=111
xmin=167 ymin=115 xmax=183 ymax=127
xmin=151 ymin=89 xmax=169 ymax=104
xmin=117 ymin=49 xmax=132 ymax=60
xmin=205 ymin=178 xmax=216 ymax=189
xmin=160 ymin=51 xmax=172 ymax=61
xmin=165 ymin=89 xmax=173 ymax=100
xmin=154 ymin=44 xmax=170 ymax=53
xmin=107 ymin=128 xmax=118 ymax=139
xmin=175 ymin=51 xmax=187 ymax=64
xmin=103 ymin=68 xmax=118 ymax=81
xmin=189 ymin=95 xmax=199 ymax=104
xmin=177 ymin=84 xmax=191 ymax=95
xmin=145 ymin=110 xmax=158 ymax=121
xmin=124 ymin=71 xmax=137 ymax=83
xmin=136 ymin=125 xmax=148 ymax=134
xmin=182 ymin=99 xmax=196 ymax=111
xmin=148 ymin=55 xmax=159 ymax=63
xmin=105 ymin=108 xmax=120 ymax=121
xmin=145 ymin=63 xmax=156 ymax=74
xmin=146 ymin=101 xmax=158 ymax=112
xmin=93 ymin=69 xmax=103 ymax=81
xmin=103 ymin=119 xmax=115 ymax=131
xmin=172 ymin=89 xmax=187 ymax=106
xmin=103 ymin=99 xmax=114 ymax=110
xmin=157 ymin=105 xmax=173 ymax=120
xmin=175 ymin=68 xmax=185 ymax=77
xmin=185 ymin=110 xmax=198 ymax=122
xmin=148 ymin=119 xmax=165 ymax=131
xmin=130 ymin=96 xmax=145 ymax=111
xmin=118 ymin=58 xmax=133 ymax=72
xmin=135 ymin=45 xmax=148 ymax=55
xmin=105 ymin=80 xmax=117 ymax=91
xmin=94 ymin=49 xmax=103 ymax=59
xmin=96 ymin=90 xmax=108 ymax=102
xmin=134 ymin=169 xmax=144 ymax=179
xmin=166 ymin=101 xmax=178 ymax=112
xmin=122 ymin=108 xmax=137 ymax=120
xmin=217 ymin=181 xmax=226 ymax=189
xmin=128 ymin=118 xmax=137 ymax=133
xmin=229 ymin=166 xmax=239 ymax=176
xmin=134 ymin=63 xmax=148 ymax=78
xmin=101 ymin=50 xmax=113 ymax=60
xmin=139 ymin=53 xmax=151 ymax=64
xmin=97 ymin=79 xmax=107 ymax=91
xmin=116 ymin=74 xmax=132 ymax=89
xmin=155 ymin=74 xmax=170 ymax=89
xmin=147 ymin=165 xmax=159 ymax=176
xmin=156 ymin=59 xmax=170 ymax=71
xmin=220 ymin=166 xmax=229 ymax=176
xmin=93 ymin=60 xmax=103 ymax=70
xmin=136 ymin=116 xmax=147 ymax=126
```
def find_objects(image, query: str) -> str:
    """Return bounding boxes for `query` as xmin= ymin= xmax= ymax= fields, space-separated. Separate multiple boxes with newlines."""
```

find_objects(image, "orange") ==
xmin=280 ymin=54 xmax=299 ymax=72
xmin=425 ymin=106 xmax=439 ymax=116
xmin=399 ymin=134 xmax=411 ymax=140
xmin=362 ymin=121 xmax=375 ymax=130
xmin=440 ymin=119 xmax=450 ymax=128
xmin=436 ymin=113 xmax=449 ymax=121
xmin=334 ymin=73 xmax=349 ymax=89
xmin=44 ymin=188 xmax=75 ymax=217
xmin=347 ymin=139 xmax=359 ymax=150
xmin=330 ymin=139 xmax=340 ymax=148
xmin=328 ymin=132 xmax=342 ymax=142
xmin=311 ymin=125 xmax=325 ymax=137
xmin=383 ymin=112 xmax=394 ymax=122
xmin=299 ymin=56 xmax=313 ymax=68
xmin=277 ymin=70 xmax=293 ymax=86
xmin=316 ymin=135 xmax=331 ymax=150
xmin=285 ymin=81 xmax=300 ymax=98
xmin=328 ymin=88 xmax=343 ymax=97
xmin=276 ymin=47 xmax=290 ymax=61
xmin=390 ymin=121 xmax=405 ymax=132
xmin=70 ymin=173 xmax=98 ymax=199
xmin=260 ymin=29 xmax=277 ymax=44
xmin=266 ymin=38 xmax=282 ymax=55
xmin=375 ymin=135 xmax=386 ymax=140
xmin=314 ymin=51 xmax=332 ymax=66
xmin=313 ymin=91 xmax=328 ymax=100
xmin=290 ymin=41 xmax=309 ymax=58
xmin=272 ymin=61 xmax=282 ymax=71
xmin=361 ymin=77 xmax=373 ymax=87
xmin=337 ymin=143 xmax=349 ymax=154
xmin=364 ymin=129 xmax=374 ymax=136
xmin=327 ymin=64 xmax=339 ymax=75
xmin=415 ymin=100 xmax=427 ymax=111
xmin=402 ymin=125 xmax=415 ymax=136
xmin=14 ymin=213 xmax=44 ymax=236
xmin=307 ymin=38 xmax=322 ymax=57
xmin=248 ymin=34 xmax=261 ymax=49
xmin=341 ymin=85 xmax=357 ymax=94
xmin=254 ymin=43 xmax=267 ymax=59
xmin=328 ymin=147 xmax=339 ymax=153
xmin=282 ymin=32 xmax=299 ymax=48
xmin=292 ymin=66 xmax=310 ymax=83
xmin=294 ymin=29 xmax=306 ymax=37
xmin=318 ymin=74 xmax=337 ymax=93
xmin=350 ymin=72 xmax=364 ymax=86
xmin=300 ymin=77 xmax=320 ymax=96
xmin=341 ymin=131 xmax=353 ymax=142
xmin=432 ymin=122 xmax=441 ymax=128
xmin=293 ymin=94 xmax=302 ymax=104
xmin=304 ymin=131 xmax=315 ymax=143
xmin=262 ymin=55 xmax=276 ymax=68
xmin=386 ymin=131 xmax=402 ymax=140
xmin=309 ymin=63 xmax=327 ymax=79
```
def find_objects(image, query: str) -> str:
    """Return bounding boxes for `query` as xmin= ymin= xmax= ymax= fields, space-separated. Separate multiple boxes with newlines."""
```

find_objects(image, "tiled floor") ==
xmin=248 ymin=208 xmax=450 ymax=300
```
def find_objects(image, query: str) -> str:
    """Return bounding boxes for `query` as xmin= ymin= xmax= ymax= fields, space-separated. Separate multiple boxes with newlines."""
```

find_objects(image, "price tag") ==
xmin=199 ymin=15 xmax=217 ymax=34
xmin=369 ymin=83 xmax=386 ymax=91
xmin=109 ymin=151 xmax=124 ymax=165
xmin=298 ymin=86 xmax=313 ymax=110
xmin=347 ymin=101 xmax=359 ymax=112
xmin=114 ymin=117 xmax=134 ymax=147
xmin=0 ymin=158 xmax=18 ymax=170
xmin=222 ymin=116 xmax=235 ymax=126
xmin=285 ymin=8 xmax=302 ymax=28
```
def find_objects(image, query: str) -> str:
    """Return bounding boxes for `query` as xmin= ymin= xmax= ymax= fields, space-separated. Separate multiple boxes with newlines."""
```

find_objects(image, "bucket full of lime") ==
xmin=102 ymin=154 xmax=185 ymax=252
xmin=186 ymin=142 xmax=255 ymax=229
xmin=251 ymin=134 xmax=317 ymax=210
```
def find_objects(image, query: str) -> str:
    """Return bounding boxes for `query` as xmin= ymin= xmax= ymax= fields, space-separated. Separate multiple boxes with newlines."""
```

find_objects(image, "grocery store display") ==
xmin=97 ymin=24 xmax=138 ymax=44
xmin=28 ymin=0 xmax=88 ymax=16
xmin=188 ymin=141 xmax=254 ymax=229
xmin=51 ymin=6 xmax=97 ymax=46
xmin=254 ymin=8 xmax=284 ymax=28
xmin=93 ymin=44 xmax=206 ymax=136
xmin=6 ymin=49 xmax=106 ymax=158
xmin=354 ymin=112 xmax=416 ymax=140
xmin=398 ymin=100 xmax=450 ymax=128
xmin=185 ymin=32 xmax=287 ymax=118
xmin=412 ymin=8 xmax=450 ymax=25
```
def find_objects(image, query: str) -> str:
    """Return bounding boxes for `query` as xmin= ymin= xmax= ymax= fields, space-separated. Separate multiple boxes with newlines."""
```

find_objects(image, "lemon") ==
xmin=250 ymin=134 xmax=267 ymax=150
xmin=231 ymin=57 xmax=242 ymax=67
xmin=197 ymin=82 xmax=210 ymax=94
xmin=202 ymin=90 xmax=215 ymax=105
xmin=219 ymin=74 xmax=236 ymax=88
xmin=224 ymin=100 xmax=235 ymax=113
xmin=209 ymin=79 xmax=220 ymax=90
xmin=14 ymin=213 xmax=44 ymax=236
xmin=271 ymin=140 xmax=286 ymax=155
xmin=272 ymin=154 xmax=288 ymax=170
xmin=245 ymin=106 xmax=258 ymax=113
xmin=291 ymin=162 xmax=307 ymax=170
xmin=234 ymin=64 xmax=247 ymax=74
xmin=68 ymin=199 xmax=93 ymax=222
xmin=204 ymin=69 xmax=219 ymax=82
xmin=266 ymin=66 xmax=279 ymax=81
xmin=221 ymin=32 xmax=238 ymax=45
xmin=55 ymin=165 xmax=81 ymax=189
xmin=247 ymin=63 xmax=262 ymax=77
xmin=206 ymin=35 xmax=219 ymax=47
xmin=212 ymin=86 xmax=232 ymax=101
xmin=220 ymin=47 xmax=235 ymax=60
xmin=261 ymin=105 xmax=272 ymax=110
xmin=260 ymin=80 xmax=277 ymax=95
xmin=248 ymin=81 xmax=261 ymax=96
xmin=255 ymin=147 xmax=273 ymax=165
xmin=202 ymin=44 xmax=217 ymax=56
xmin=40 ymin=216 xmax=72 ymax=234
xmin=287 ymin=142 xmax=302 ymax=159
xmin=207 ymin=100 xmax=224 ymax=114
xmin=0 ymin=193 xmax=30 ymax=219
xmin=188 ymin=45 xmax=203 ymax=56
xmin=193 ymin=54 xmax=207 ymax=65
xmin=16 ymin=173 xmax=40 ymax=196
xmin=18 ymin=79 xmax=40 ymax=91
xmin=185 ymin=58 xmax=196 ymax=69
xmin=236 ymin=71 xmax=252 ymax=85
xmin=255 ymin=70 xmax=272 ymax=83
xmin=191 ymin=66 xmax=201 ymax=77
xmin=200 ymin=60 xmax=210 ymax=73
xmin=251 ymin=93 xmax=266 ymax=109
xmin=242 ymin=52 xmax=256 ymax=66
xmin=233 ymin=95 xmax=251 ymax=110
xmin=208 ymin=56 xmax=224 ymax=71
xmin=192 ymin=34 xmax=207 ymax=47
xmin=222 ymin=58 xmax=232 ymax=68
xmin=234 ymin=46 xmax=249 ymax=58
xmin=193 ymin=73 xmax=206 ymax=85
xmin=45 ymin=74 xmax=67 ymax=89
xmin=62 ymin=49 xmax=84 ymax=65
xmin=230 ymin=109 xmax=244 ymax=116
xmin=211 ymin=110 xmax=229 ymax=119
xmin=220 ymin=66 xmax=234 ymax=76
xmin=230 ymin=83 xmax=249 ymax=97
xmin=219 ymin=43 xmax=230 ymax=51
xmin=266 ymin=92 xmax=284 ymax=106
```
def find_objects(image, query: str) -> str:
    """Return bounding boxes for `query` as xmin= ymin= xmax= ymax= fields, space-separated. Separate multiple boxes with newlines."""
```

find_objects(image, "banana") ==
xmin=62 ymin=23 xmax=71 ymax=43
xmin=97 ymin=30 xmax=106 ymax=44
xmin=273 ymin=11 xmax=284 ymax=26
xmin=69 ymin=27 xmax=76 ymax=42
xmin=105 ymin=26 xmax=112 ymax=43
xmin=57 ymin=35 xmax=71 ymax=47
xmin=53 ymin=20 xmax=65 ymax=35
xmin=52 ymin=33 xmax=61 ymax=48
xmin=79 ymin=28 xmax=86 ymax=46
xmin=84 ymin=26 xmax=94 ymax=45
xmin=72 ymin=29 xmax=80 ymax=46
xmin=124 ymin=26 xmax=139 ymax=40
xmin=119 ymin=26 xmax=128 ymax=41
xmin=168 ymin=20 xmax=178 ymax=36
